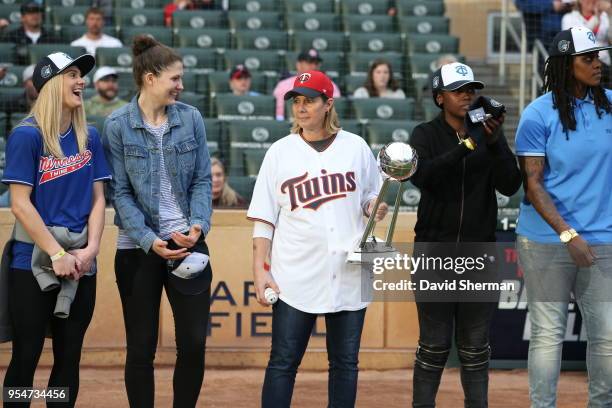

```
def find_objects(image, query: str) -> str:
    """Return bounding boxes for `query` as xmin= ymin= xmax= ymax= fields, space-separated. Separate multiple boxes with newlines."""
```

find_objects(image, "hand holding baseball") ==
xmin=254 ymin=264 xmax=280 ymax=307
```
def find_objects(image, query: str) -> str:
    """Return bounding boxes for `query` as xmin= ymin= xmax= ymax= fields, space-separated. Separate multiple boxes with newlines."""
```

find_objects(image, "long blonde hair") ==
xmin=211 ymin=157 xmax=242 ymax=207
xmin=26 ymin=74 xmax=89 ymax=158
xmin=290 ymin=97 xmax=341 ymax=135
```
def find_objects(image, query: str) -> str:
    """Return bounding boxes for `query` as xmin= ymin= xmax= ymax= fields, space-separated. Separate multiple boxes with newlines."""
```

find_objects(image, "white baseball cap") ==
xmin=431 ymin=62 xmax=485 ymax=93
xmin=170 ymin=252 xmax=209 ymax=280
xmin=549 ymin=26 xmax=612 ymax=57
xmin=93 ymin=66 xmax=118 ymax=82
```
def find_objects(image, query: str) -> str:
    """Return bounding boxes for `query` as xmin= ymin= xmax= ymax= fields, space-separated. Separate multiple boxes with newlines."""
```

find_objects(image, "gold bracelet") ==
xmin=462 ymin=137 xmax=476 ymax=151
xmin=50 ymin=249 xmax=66 ymax=262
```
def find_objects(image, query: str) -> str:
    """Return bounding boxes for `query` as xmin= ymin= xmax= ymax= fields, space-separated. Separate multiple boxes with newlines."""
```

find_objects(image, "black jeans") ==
xmin=3 ymin=269 xmax=96 ymax=408
xmin=261 ymin=300 xmax=366 ymax=408
xmin=412 ymin=302 xmax=496 ymax=408
xmin=115 ymin=248 xmax=211 ymax=408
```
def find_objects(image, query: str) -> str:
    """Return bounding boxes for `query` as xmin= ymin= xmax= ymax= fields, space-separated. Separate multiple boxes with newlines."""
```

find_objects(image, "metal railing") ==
xmin=498 ymin=0 xmax=528 ymax=113
xmin=531 ymin=39 xmax=548 ymax=101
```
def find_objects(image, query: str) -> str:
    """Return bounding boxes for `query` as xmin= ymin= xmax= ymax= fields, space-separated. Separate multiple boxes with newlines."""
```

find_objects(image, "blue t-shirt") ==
xmin=515 ymin=90 xmax=612 ymax=244
xmin=2 ymin=121 xmax=112 ymax=269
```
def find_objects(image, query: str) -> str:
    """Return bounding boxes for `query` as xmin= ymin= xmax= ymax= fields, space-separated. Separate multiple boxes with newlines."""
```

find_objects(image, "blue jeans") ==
xmin=517 ymin=236 xmax=612 ymax=408
xmin=261 ymin=300 xmax=366 ymax=408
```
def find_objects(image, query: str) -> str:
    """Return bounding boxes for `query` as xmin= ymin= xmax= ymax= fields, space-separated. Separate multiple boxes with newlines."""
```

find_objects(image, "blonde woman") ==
xmin=1 ymin=52 xmax=110 ymax=407
xmin=211 ymin=157 xmax=246 ymax=208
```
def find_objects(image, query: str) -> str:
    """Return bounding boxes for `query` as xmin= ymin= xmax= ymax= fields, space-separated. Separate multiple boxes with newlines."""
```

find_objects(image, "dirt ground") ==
xmin=0 ymin=367 xmax=588 ymax=407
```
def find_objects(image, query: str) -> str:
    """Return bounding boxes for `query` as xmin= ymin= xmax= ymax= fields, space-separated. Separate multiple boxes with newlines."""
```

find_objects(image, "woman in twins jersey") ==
xmin=248 ymin=70 xmax=388 ymax=408
xmin=1 ymin=52 xmax=111 ymax=407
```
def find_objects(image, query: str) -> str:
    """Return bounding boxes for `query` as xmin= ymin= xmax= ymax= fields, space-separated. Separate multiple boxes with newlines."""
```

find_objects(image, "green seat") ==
xmin=223 ymin=49 xmax=282 ymax=72
xmin=47 ymin=0 xmax=92 ymax=6
xmin=0 ymin=65 xmax=24 ymax=88
xmin=227 ymin=176 xmax=256 ymax=202
xmin=0 ymin=5 xmax=22 ymax=25
xmin=181 ymin=72 xmax=198 ymax=92
xmin=343 ymin=15 xmax=395 ymax=33
xmin=228 ymin=0 xmax=277 ymax=12
xmin=228 ymin=11 xmax=281 ymax=31
xmin=8 ymin=112 xmax=28 ymax=129
xmin=207 ymin=71 xmax=267 ymax=95
xmin=349 ymin=33 xmax=403 ymax=53
xmin=87 ymin=115 xmax=107 ymax=134
xmin=177 ymin=91 xmax=206 ymax=112
xmin=122 ymin=27 xmax=173 ymax=47
xmin=213 ymin=94 xmax=275 ymax=120
xmin=115 ymin=0 xmax=164 ymax=8
xmin=383 ymin=180 xmax=421 ymax=211
xmin=114 ymin=8 xmax=165 ymax=28
xmin=174 ymin=28 xmax=230 ymax=49
xmin=28 ymin=45 xmax=86 ymax=65
xmin=344 ymin=75 xmax=366 ymax=95
xmin=51 ymin=7 xmax=90 ymax=27
xmin=397 ymin=0 xmax=445 ymax=17
xmin=284 ymin=51 xmax=345 ymax=76
xmin=285 ymin=13 xmax=340 ymax=32
xmin=346 ymin=51 xmax=404 ymax=75
xmin=233 ymin=30 xmax=288 ymax=50
xmin=285 ymin=0 xmax=335 ymax=13
xmin=178 ymin=47 xmax=218 ymax=71
xmin=339 ymin=119 xmax=363 ymax=137
xmin=195 ymin=72 xmax=210 ymax=95
xmin=340 ymin=0 xmax=390 ymax=15
xmin=95 ymin=47 xmax=134 ymax=68
xmin=0 ymin=112 xmax=7 ymax=139
xmin=225 ymin=119 xmax=287 ymax=173
xmin=0 ymin=43 xmax=16 ymax=65
xmin=172 ymin=10 xmax=227 ymax=29
xmin=421 ymin=99 xmax=440 ymax=121
xmin=366 ymin=119 xmax=419 ymax=150
xmin=353 ymin=98 xmax=415 ymax=121
xmin=407 ymin=34 xmax=459 ymax=54
xmin=408 ymin=53 xmax=464 ymax=75
xmin=291 ymin=31 xmax=346 ymax=52
xmin=204 ymin=118 xmax=222 ymax=158
xmin=398 ymin=16 xmax=449 ymax=34
xmin=61 ymin=26 xmax=118 ymax=43
xmin=115 ymin=71 xmax=138 ymax=98
xmin=243 ymin=150 xmax=267 ymax=177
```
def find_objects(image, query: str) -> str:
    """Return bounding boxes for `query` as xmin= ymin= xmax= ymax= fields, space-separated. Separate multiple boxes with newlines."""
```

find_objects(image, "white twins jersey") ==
xmin=247 ymin=130 xmax=382 ymax=313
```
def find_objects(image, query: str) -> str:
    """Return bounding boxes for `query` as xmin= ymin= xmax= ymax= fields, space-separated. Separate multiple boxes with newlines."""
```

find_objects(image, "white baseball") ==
xmin=264 ymin=287 xmax=278 ymax=304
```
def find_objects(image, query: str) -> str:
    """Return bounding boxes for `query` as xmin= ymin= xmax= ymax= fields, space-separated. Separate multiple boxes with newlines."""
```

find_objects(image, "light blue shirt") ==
xmin=515 ymin=90 xmax=612 ymax=244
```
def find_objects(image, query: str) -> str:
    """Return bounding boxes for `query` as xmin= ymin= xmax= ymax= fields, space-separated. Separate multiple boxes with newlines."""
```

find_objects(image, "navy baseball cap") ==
xmin=33 ymin=52 xmax=95 ymax=92
xmin=20 ymin=1 xmax=43 ymax=14
xmin=297 ymin=49 xmax=322 ymax=63
xmin=549 ymin=26 xmax=612 ymax=58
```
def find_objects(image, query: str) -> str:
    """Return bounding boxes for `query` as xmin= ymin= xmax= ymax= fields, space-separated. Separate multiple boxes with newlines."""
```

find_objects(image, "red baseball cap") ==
xmin=284 ymin=70 xmax=334 ymax=100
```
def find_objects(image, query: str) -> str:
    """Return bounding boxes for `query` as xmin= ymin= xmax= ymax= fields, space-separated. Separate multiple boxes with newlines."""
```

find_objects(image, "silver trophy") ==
xmin=347 ymin=142 xmax=418 ymax=264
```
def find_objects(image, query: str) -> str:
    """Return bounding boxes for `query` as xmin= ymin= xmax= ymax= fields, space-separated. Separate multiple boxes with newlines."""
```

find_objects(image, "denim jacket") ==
xmin=102 ymin=96 xmax=212 ymax=253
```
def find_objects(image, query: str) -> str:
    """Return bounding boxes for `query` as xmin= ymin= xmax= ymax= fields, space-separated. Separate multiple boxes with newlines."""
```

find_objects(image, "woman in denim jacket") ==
xmin=102 ymin=36 xmax=212 ymax=408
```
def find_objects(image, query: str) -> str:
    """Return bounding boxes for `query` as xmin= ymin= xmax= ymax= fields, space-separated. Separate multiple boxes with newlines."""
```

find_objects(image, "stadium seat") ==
xmin=114 ymin=8 xmax=165 ymax=28
xmin=0 ymin=5 xmax=22 ymax=25
xmin=195 ymin=73 xmax=210 ymax=95
xmin=284 ymin=51 xmax=345 ymax=77
xmin=366 ymin=119 xmax=419 ymax=150
xmin=349 ymin=33 xmax=403 ymax=53
xmin=243 ymin=149 xmax=267 ymax=177
xmin=340 ymin=0 xmax=391 ymax=15
xmin=0 ymin=87 xmax=24 ymax=113
xmin=87 ymin=115 xmax=107 ymax=134
xmin=0 ymin=112 xmax=7 ymax=139
xmin=408 ymin=53 xmax=464 ymax=76
xmin=398 ymin=16 xmax=450 ymax=34
xmin=0 ymin=65 xmax=24 ymax=88
xmin=178 ymin=47 xmax=219 ymax=71
xmin=207 ymin=71 xmax=267 ymax=95
xmin=339 ymin=119 xmax=363 ymax=137
xmin=223 ymin=49 xmax=282 ymax=72
xmin=421 ymin=99 xmax=439 ymax=121
xmin=285 ymin=0 xmax=335 ymax=14
xmin=291 ymin=31 xmax=346 ymax=52
xmin=407 ymin=34 xmax=459 ymax=54
xmin=51 ymin=7 xmax=90 ymax=27
xmin=344 ymin=75 xmax=366 ymax=95
xmin=115 ymin=0 xmax=164 ymax=9
xmin=213 ymin=94 xmax=275 ymax=120
xmin=343 ymin=15 xmax=395 ymax=33
xmin=96 ymin=47 xmax=134 ymax=68
xmin=203 ymin=119 xmax=222 ymax=158
xmin=396 ymin=0 xmax=445 ymax=17
xmin=172 ymin=10 xmax=227 ymax=29
xmin=0 ymin=43 xmax=15 ymax=65
xmin=122 ymin=27 xmax=173 ymax=47
xmin=383 ymin=180 xmax=421 ymax=211
xmin=227 ymin=176 xmax=256 ymax=202
xmin=47 ymin=0 xmax=93 ymax=6
xmin=233 ymin=30 xmax=288 ymax=51
xmin=228 ymin=11 xmax=281 ymax=31
xmin=346 ymin=51 xmax=404 ymax=75
xmin=61 ymin=26 xmax=118 ymax=43
xmin=352 ymin=98 xmax=415 ymax=121
xmin=8 ymin=112 xmax=28 ymax=129
xmin=178 ymin=91 xmax=206 ymax=112
xmin=228 ymin=0 xmax=277 ymax=12
xmin=174 ymin=28 xmax=230 ymax=49
xmin=28 ymin=45 xmax=86 ymax=65
xmin=225 ymin=119 xmax=287 ymax=173
xmin=285 ymin=13 xmax=340 ymax=32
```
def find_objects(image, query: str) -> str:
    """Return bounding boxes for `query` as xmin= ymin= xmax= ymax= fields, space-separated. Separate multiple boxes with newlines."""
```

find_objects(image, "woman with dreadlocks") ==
xmin=515 ymin=26 xmax=612 ymax=407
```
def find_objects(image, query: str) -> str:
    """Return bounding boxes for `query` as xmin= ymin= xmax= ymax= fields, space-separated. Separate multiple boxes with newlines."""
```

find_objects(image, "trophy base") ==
xmin=346 ymin=237 xmax=399 ymax=265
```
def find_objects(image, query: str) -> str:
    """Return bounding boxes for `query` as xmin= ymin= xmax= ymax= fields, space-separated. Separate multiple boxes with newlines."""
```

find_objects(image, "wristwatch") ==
xmin=559 ymin=228 xmax=578 ymax=243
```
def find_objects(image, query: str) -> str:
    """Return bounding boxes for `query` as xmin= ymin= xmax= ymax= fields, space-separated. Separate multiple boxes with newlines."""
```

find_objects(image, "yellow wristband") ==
xmin=50 ymin=249 xmax=66 ymax=262
xmin=462 ymin=137 xmax=476 ymax=151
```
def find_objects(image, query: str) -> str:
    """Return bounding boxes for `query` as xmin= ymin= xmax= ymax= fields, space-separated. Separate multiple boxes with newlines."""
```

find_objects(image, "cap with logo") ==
xmin=229 ymin=64 xmax=251 ymax=80
xmin=548 ymin=26 xmax=612 ymax=58
xmin=284 ymin=70 xmax=333 ymax=100
xmin=20 ymin=1 xmax=43 ymax=14
xmin=32 ymin=52 xmax=95 ymax=93
xmin=166 ymin=243 xmax=212 ymax=296
xmin=431 ymin=62 xmax=484 ymax=108
xmin=93 ymin=66 xmax=118 ymax=83
xmin=297 ymin=49 xmax=322 ymax=63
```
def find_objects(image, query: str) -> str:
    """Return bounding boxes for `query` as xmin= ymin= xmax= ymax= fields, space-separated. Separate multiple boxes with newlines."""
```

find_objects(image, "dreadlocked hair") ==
xmin=543 ymin=55 xmax=611 ymax=138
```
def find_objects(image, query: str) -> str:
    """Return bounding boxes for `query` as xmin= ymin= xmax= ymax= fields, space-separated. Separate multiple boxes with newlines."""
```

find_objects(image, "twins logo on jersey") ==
xmin=281 ymin=169 xmax=356 ymax=211
xmin=39 ymin=150 xmax=92 ymax=184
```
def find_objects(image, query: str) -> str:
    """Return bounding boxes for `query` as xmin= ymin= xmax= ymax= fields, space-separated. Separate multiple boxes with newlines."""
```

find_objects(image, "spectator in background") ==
xmin=0 ymin=2 xmax=60 ymax=65
xmin=562 ymin=0 xmax=611 ymax=86
xmin=514 ymin=0 xmax=574 ymax=49
xmin=229 ymin=65 xmax=260 ymax=96
xmin=352 ymin=59 xmax=406 ymax=99
xmin=84 ymin=66 xmax=128 ymax=117
xmin=211 ymin=158 xmax=246 ymax=208
xmin=71 ymin=7 xmax=122 ymax=56
xmin=164 ymin=0 xmax=219 ymax=27
xmin=16 ymin=64 xmax=37 ymax=113
xmin=272 ymin=49 xmax=341 ymax=121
